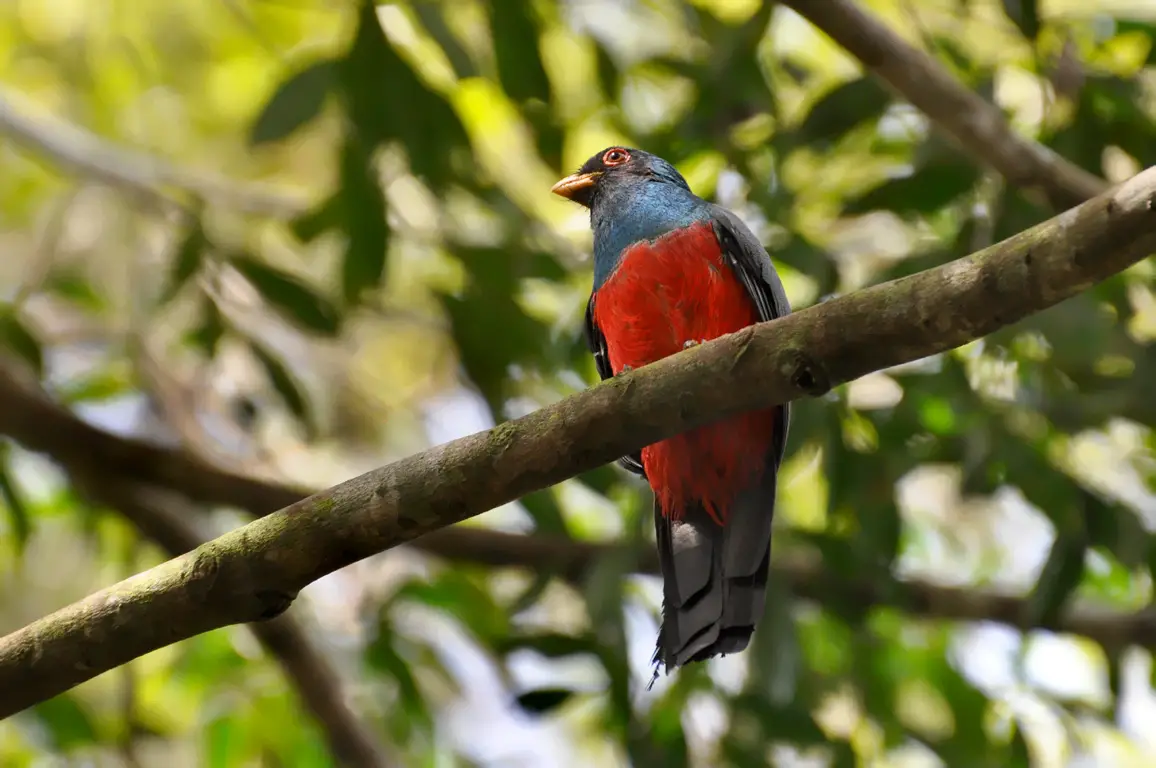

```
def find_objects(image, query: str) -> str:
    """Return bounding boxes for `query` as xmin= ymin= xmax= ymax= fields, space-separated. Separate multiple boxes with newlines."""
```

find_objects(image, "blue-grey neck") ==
xmin=590 ymin=178 xmax=711 ymax=288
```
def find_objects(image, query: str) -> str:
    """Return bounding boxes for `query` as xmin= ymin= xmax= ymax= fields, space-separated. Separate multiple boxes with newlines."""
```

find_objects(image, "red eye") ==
xmin=602 ymin=148 xmax=630 ymax=166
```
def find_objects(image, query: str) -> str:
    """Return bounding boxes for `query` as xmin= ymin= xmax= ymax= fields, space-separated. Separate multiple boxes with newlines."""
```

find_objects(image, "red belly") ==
xmin=592 ymin=220 xmax=776 ymax=524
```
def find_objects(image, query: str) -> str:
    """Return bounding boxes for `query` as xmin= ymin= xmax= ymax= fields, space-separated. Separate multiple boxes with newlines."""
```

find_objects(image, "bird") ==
xmin=551 ymin=146 xmax=791 ymax=676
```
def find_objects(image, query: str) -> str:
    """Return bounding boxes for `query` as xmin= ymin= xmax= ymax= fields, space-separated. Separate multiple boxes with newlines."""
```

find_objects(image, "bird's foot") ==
xmin=682 ymin=339 xmax=706 ymax=349
xmin=615 ymin=364 xmax=633 ymax=377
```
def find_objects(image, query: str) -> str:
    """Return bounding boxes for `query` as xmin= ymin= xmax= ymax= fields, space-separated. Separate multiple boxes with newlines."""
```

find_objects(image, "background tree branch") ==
xmin=2 ymin=164 xmax=1155 ymax=716
xmin=69 ymin=474 xmax=393 ymax=768
xmin=0 ymin=86 xmax=308 ymax=217
xmin=3 ymin=353 xmax=1156 ymax=654
xmin=783 ymin=0 xmax=1107 ymax=209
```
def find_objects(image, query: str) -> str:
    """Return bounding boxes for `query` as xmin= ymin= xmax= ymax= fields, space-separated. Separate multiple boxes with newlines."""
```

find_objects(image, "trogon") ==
xmin=551 ymin=147 xmax=791 ymax=674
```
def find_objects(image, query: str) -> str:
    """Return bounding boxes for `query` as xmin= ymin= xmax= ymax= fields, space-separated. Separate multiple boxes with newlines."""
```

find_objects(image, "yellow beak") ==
xmin=550 ymin=171 xmax=601 ymax=200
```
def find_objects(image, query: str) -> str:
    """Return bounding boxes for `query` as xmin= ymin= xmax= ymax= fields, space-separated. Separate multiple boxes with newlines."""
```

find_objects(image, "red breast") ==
xmin=592 ymin=221 xmax=777 ymax=523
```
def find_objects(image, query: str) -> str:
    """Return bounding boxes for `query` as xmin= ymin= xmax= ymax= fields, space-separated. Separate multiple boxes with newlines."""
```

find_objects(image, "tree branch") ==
xmin=0 ymin=86 xmax=308 ymax=218
xmin=68 ymin=474 xmax=392 ymax=768
xmin=782 ymin=0 xmax=1107 ymax=209
xmin=5 ymin=371 xmax=1156 ymax=655
xmin=428 ymin=531 xmax=1156 ymax=651
xmin=1 ymin=166 xmax=1155 ymax=714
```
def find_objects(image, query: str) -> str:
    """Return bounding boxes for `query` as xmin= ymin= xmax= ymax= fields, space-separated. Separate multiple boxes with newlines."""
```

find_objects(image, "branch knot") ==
xmin=787 ymin=349 xmax=830 ymax=397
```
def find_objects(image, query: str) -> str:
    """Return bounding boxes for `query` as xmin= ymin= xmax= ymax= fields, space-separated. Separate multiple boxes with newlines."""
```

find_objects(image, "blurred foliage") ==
xmin=2 ymin=0 xmax=1156 ymax=766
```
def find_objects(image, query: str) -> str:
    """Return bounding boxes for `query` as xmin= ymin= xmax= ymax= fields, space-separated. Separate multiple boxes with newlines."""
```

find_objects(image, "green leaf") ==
xmin=926 ymin=643 xmax=998 ymax=763
xmin=338 ymin=137 xmax=390 ymax=305
xmin=367 ymin=618 xmax=432 ymax=731
xmin=796 ymin=77 xmax=892 ymax=149
xmin=497 ymin=632 xmax=599 ymax=659
xmin=1115 ymin=21 xmax=1156 ymax=66
xmin=1085 ymin=77 xmax=1156 ymax=168
xmin=249 ymin=59 xmax=334 ymax=146
xmin=729 ymin=692 xmax=828 ymax=745
xmin=918 ymin=395 xmax=958 ymax=435
xmin=749 ymin=578 xmax=800 ymax=707
xmin=340 ymin=2 xmax=395 ymax=145
xmin=524 ymin=101 xmax=564 ymax=172
xmin=491 ymin=0 xmax=551 ymax=104
xmin=1046 ymin=75 xmax=1156 ymax=175
xmin=520 ymin=488 xmax=570 ymax=537
xmin=171 ymin=629 xmax=249 ymax=685
xmin=528 ymin=249 xmax=567 ymax=282
xmin=576 ymin=466 xmax=620 ymax=498
xmin=411 ymin=5 xmax=477 ymax=79
xmin=440 ymin=246 xmax=550 ymax=415
xmin=629 ymin=671 xmax=695 ymax=767
xmin=772 ymin=235 xmax=838 ymax=297
xmin=246 ymin=338 xmax=315 ymax=438
xmin=205 ymin=715 xmax=249 ymax=768
xmin=583 ymin=548 xmax=633 ymax=723
xmin=394 ymin=571 xmax=508 ymax=642
xmin=1001 ymin=0 xmax=1041 ymax=41
xmin=850 ymin=625 xmax=904 ymax=747
xmin=291 ymin=193 xmax=342 ymax=244
xmin=593 ymin=41 xmax=620 ymax=101
xmin=1023 ymin=528 xmax=1086 ymax=627
xmin=507 ymin=570 xmax=555 ymax=615
xmin=186 ymin=295 xmax=226 ymax=357
xmin=0 ymin=308 xmax=43 ymax=377
xmin=830 ymin=743 xmax=857 ymax=768
xmin=44 ymin=268 xmax=104 ymax=312
xmin=1005 ymin=726 xmax=1033 ymax=767
xmin=58 ymin=367 xmax=133 ymax=404
xmin=230 ymin=253 xmax=341 ymax=335
xmin=1107 ymin=645 xmax=1124 ymax=716
xmin=159 ymin=216 xmax=207 ymax=306
xmin=32 ymin=694 xmax=98 ymax=751
xmin=339 ymin=0 xmax=468 ymax=190
xmin=656 ymin=1 xmax=773 ymax=146
xmin=845 ymin=158 xmax=981 ymax=216
xmin=0 ymin=443 xmax=31 ymax=553
xmin=798 ymin=609 xmax=853 ymax=680
xmin=514 ymin=688 xmax=574 ymax=715
xmin=1083 ymin=493 xmax=1149 ymax=570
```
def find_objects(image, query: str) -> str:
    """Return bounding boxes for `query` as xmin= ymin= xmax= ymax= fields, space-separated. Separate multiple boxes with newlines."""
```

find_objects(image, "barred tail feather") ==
xmin=651 ymin=475 xmax=776 ymax=674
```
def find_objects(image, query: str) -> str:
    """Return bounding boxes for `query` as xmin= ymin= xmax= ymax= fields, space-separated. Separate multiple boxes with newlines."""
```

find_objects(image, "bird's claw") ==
xmin=615 ymin=365 xmax=633 ymax=377
xmin=683 ymin=339 xmax=705 ymax=349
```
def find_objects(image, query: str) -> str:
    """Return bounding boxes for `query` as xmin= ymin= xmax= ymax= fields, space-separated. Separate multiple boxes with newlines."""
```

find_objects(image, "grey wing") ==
xmin=584 ymin=295 xmax=647 ymax=478
xmin=709 ymin=207 xmax=792 ymax=466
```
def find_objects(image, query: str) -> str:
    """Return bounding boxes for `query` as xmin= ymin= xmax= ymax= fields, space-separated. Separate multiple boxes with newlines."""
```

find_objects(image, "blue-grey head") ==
xmin=550 ymin=147 xmax=693 ymax=210
xmin=551 ymin=147 xmax=708 ymax=279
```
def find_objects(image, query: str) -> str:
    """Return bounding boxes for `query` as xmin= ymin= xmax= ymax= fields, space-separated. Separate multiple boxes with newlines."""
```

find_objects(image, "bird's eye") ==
xmin=602 ymin=148 xmax=630 ymax=166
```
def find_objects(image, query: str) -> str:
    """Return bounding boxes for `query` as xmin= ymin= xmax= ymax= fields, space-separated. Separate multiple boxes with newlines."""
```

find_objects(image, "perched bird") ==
xmin=552 ymin=147 xmax=791 ymax=675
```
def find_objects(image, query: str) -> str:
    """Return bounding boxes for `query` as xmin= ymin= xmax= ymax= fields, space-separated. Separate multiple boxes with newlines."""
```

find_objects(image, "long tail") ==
xmin=651 ymin=474 xmax=777 ymax=674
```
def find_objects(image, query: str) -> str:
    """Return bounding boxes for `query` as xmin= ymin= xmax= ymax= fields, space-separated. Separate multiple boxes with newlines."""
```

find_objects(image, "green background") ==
xmin=1 ymin=0 xmax=1156 ymax=766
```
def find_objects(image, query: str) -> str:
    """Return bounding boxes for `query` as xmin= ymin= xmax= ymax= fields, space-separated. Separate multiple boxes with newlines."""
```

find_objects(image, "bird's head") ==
xmin=551 ymin=147 xmax=690 ymax=209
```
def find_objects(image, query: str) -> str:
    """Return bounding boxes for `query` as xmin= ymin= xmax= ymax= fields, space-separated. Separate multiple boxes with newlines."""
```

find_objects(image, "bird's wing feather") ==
xmin=584 ymin=295 xmax=647 ymax=478
xmin=653 ymin=208 xmax=794 ymax=672
xmin=708 ymin=206 xmax=791 ymax=466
